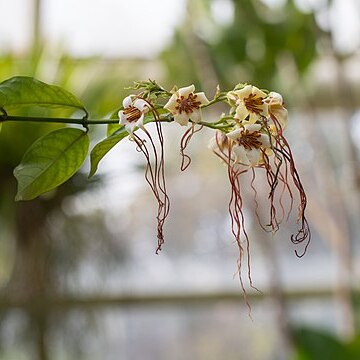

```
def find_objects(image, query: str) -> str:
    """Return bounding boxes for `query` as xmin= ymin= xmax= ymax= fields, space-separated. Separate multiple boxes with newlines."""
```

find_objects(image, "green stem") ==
xmin=0 ymin=113 xmax=230 ymax=131
xmin=0 ymin=115 xmax=119 ymax=125
xmin=198 ymin=121 xmax=230 ymax=131
xmin=202 ymin=95 xmax=226 ymax=108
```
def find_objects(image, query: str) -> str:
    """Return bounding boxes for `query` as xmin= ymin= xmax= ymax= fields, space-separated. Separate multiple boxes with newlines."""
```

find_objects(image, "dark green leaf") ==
xmin=0 ymin=76 xmax=87 ymax=115
xmin=293 ymin=327 xmax=351 ymax=360
xmin=107 ymin=123 xmax=122 ymax=137
xmin=14 ymin=128 xmax=89 ymax=200
xmin=107 ymin=108 xmax=121 ymax=136
xmin=89 ymin=126 xmax=127 ymax=178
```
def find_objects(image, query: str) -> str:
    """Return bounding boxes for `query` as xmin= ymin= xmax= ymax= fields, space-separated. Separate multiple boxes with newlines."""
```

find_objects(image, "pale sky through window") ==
xmin=0 ymin=0 xmax=359 ymax=57
xmin=42 ymin=0 xmax=186 ymax=57
xmin=0 ymin=0 xmax=186 ymax=57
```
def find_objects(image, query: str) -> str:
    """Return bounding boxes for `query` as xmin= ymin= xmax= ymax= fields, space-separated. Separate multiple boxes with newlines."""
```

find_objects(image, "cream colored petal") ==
xmin=251 ymin=86 xmax=267 ymax=99
xmin=260 ymin=133 xmax=271 ymax=148
xmin=246 ymin=148 xmax=261 ymax=166
xmin=279 ymin=110 xmax=288 ymax=130
xmin=136 ymin=113 xmax=145 ymax=129
xmin=195 ymin=92 xmax=210 ymax=105
xmin=226 ymin=91 xmax=238 ymax=102
xmin=178 ymin=84 xmax=195 ymax=97
xmin=268 ymin=91 xmax=283 ymax=104
xmin=174 ymin=112 xmax=189 ymax=126
xmin=164 ymin=94 xmax=178 ymax=113
xmin=260 ymin=103 xmax=269 ymax=117
xmin=134 ymin=99 xmax=149 ymax=113
xmin=244 ymin=123 xmax=261 ymax=132
xmin=235 ymin=85 xmax=252 ymax=100
xmin=118 ymin=110 xmax=128 ymax=125
xmin=271 ymin=106 xmax=288 ymax=130
xmin=235 ymin=104 xmax=249 ymax=122
xmin=226 ymin=128 xmax=242 ymax=140
xmin=248 ymin=112 xmax=260 ymax=124
xmin=190 ymin=109 xmax=201 ymax=123
xmin=233 ymin=145 xmax=250 ymax=165
xmin=123 ymin=96 xmax=132 ymax=108
xmin=125 ymin=122 xmax=136 ymax=134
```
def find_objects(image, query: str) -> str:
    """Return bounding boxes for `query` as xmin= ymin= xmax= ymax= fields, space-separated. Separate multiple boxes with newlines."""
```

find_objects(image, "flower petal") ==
xmin=244 ymin=123 xmax=261 ymax=132
xmin=136 ymin=113 xmax=145 ymax=129
xmin=246 ymin=148 xmax=261 ymax=166
xmin=248 ymin=112 xmax=260 ymax=123
xmin=233 ymin=145 xmax=250 ymax=165
xmin=195 ymin=92 xmax=210 ymax=105
xmin=125 ymin=122 xmax=136 ymax=134
xmin=164 ymin=94 xmax=178 ymax=113
xmin=190 ymin=109 xmax=201 ymax=123
xmin=178 ymin=84 xmax=195 ymax=97
xmin=226 ymin=128 xmax=242 ymax=140
xmin=260 ymin=103 xmax=269 ymax=117
xmin=271 ymin=105 xmax=288 ymax=130
xmin=235 ymin=104 xmax=249 ymax=122
xmin=268 ymin=91 xmax=283 ymax=104
xmin=174 ymin=112 xmax=190 ymax=126
xmin=226 ymin=91 xmax=237 ymax=102
xmin=134 ymin=99 xmax=149 ymax=113
xmin=118 ymin=110 xmax=128 ymax=125
xmin=260 ymin=133 xmax=271 ymax=148
xmin=235 ymin=85 xmax=252 ymax=100
xmin=123 ymin=96 xmax=132 ymax=108
xmin=251 ymin=86 xmax=267 ymax=99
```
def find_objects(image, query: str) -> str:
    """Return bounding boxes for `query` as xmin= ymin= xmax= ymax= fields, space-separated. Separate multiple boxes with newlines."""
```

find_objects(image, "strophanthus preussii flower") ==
xmin=265 ymin=91 xmax=288 ymax=131
xmin=209 ymin=131 xmax=229 ymax=153
xmin=118 ymin=95 xmax=150 ymax=133
xmin=227 ymin=85 xmax=268 ymax=124
xmin=164 ymin=84 xmax=209 ymax=126
xmin=226 ymin=124 xmax=272 ymax=166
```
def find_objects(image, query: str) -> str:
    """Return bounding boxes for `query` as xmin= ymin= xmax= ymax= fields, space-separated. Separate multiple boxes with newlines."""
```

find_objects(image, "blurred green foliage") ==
xmin=293 ymin=327 xmax=360 ymax=360
xmin=161 ymin=0 xmax=325 ymax=92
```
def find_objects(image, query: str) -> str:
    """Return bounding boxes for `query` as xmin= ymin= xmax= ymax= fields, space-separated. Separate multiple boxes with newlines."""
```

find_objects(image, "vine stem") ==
xmin=201 ymin=94 xmax=227 ymax=108
xmin=0 ymin=115 xmax=119 ymax=125
xmin=0 ymin=114 xmax=230 ymax=131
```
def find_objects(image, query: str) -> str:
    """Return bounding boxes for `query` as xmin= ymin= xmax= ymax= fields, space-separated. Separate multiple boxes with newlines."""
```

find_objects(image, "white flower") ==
xmin=228 ymin=85 xmax=268 ymax=124
xmin=209 ymin=131 xmax=231 ymax=154
xmin=118 ymin=95 xmax=150 ymax=133
xmin=265 ymin=91 xmax=288 ymax=131
xmin=226 ymin=124 xmax=271 ymax=166
xmin=164 ymin=84 xmax=209 ymax=126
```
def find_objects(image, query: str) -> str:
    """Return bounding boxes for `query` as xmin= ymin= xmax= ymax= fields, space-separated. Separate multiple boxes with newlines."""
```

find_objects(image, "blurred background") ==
xmin=1 ymin=0 xmax=360 ymax=359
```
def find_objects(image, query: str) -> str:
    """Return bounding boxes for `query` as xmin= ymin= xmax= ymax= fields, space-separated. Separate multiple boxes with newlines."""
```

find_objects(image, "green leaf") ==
xmin=0 ymin=76 xmax=87 ymax=115
xmin=107 ymin=123 xmax=122 ymax=137
xmin=0 ymin=91 xmax=6 ymax=108
xmin=89 ymin=126 xmax=127 ymax=178
xmin=107 ymin=108 xmax=121 ymax=136
xmin=14 ymin=128 xmax=89 ymax=201
xmin=293 ymin=327 xmax=351 ymax=360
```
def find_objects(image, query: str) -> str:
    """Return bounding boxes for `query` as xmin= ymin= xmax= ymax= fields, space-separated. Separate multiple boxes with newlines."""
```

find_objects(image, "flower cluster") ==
xmin=117 ymin=81 xmax=310 ymax=297
xmin=213 ymin=85 xmax=288 ymax=170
